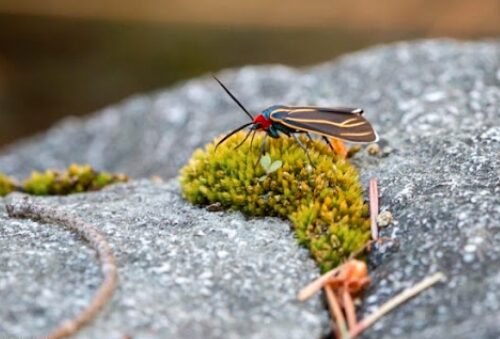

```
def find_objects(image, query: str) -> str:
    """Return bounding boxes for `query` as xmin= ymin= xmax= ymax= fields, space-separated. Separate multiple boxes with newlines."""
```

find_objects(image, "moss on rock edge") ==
xmin=0 ymin=164 xmax=128 ymax=197
xmin=0 ymin=173 xmax=16 ymax=197
xmin=180 ymin=132 xmax=370 ymax=271
xmin=23 ymin=164 xmax=128 ymax=196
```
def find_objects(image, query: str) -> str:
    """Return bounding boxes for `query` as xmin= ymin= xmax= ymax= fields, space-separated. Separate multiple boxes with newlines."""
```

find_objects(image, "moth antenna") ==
xmin=213 ymin=75 xmax=254 ymax=121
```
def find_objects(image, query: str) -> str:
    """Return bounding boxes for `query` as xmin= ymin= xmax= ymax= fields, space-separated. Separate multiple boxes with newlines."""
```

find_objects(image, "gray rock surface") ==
xmin=0 ymin=180 xmax=327 ymax=338
xmin=1 ymin=39 xmax=500 ymax=338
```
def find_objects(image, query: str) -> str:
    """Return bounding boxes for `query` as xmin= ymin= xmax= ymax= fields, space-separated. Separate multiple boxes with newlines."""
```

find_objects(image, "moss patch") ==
xmin=180 ymin=132 xmax=370 ymax=271
xmin=23 ymin=164 xmax=128 ymax=195
xmin=0 ymin=173 xmax=16 ymax=197
xmin=0 ymin=164 xmax=128 ymax=196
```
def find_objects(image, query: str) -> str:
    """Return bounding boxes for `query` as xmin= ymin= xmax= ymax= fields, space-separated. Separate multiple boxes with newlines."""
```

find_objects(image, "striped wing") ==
xmin=269 ymin=106 xmax=378 ymax=143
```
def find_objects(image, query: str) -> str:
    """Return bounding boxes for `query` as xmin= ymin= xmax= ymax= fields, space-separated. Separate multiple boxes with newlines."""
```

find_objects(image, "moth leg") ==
xmin=249 ymin=129 xmax=257 ymax=152
xmin=322 ymin=136 xmax=334 ymax=151
xmin=306 ymin=132 xmax=314 ymax=142
xmin=255 ymin=134 xmax=268 ymax=166
xmin=234 ymin=128 xmax=253 ymax=150
xmin=292 ymin=134 xmax=315 ymax=168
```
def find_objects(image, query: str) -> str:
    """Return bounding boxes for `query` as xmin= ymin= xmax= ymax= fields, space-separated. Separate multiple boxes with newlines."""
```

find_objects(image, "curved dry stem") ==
xmin=350 ymin=272 xmax=446 ymax=337
xmin=6 ymin=193 xmax=118 ymax=339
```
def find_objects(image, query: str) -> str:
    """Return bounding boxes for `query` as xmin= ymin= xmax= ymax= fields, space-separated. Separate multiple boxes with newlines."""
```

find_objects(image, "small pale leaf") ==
xmin=260 ymin=153 xmax=271 ymax=170
xmin=268 ymin=160 xmax=283 ymax=173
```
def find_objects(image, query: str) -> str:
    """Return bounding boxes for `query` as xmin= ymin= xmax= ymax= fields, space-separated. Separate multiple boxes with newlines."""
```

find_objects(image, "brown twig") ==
xmin=369 ymin=177 xmax=379 ymax=240
xmin=325 ymin=285 xmax=348 ymax=339
xmin=350 ymin=272 xmax=446 ymax=337
xmin=6 ymin=193 xmax=118 ymax=339
xmin=342 ymin=289 xmax=357 ymax=331
xmin=297 ymin=265 xmax=343 ymax=301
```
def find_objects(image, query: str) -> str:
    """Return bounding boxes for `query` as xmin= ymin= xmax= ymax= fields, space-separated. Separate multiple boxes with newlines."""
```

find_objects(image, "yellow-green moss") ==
xmin=180 ymin=132 xmax=370 ymax=271
xmin=23 ymin=164 xmax=128 ymax=196
xmin=0 ymin=173 xmax=17 ymax=197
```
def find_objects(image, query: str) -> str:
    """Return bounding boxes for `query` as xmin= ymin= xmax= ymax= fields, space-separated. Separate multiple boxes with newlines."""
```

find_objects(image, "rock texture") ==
xmin=1 ymin=39 xmax=500 ymax=338
xmin=0 ymin=180 xmax=327 ymax=338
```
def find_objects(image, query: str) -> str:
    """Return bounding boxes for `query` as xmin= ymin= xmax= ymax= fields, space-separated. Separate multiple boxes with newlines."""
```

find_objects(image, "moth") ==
xmin=213 ymin=76 xmax=378 ymax=162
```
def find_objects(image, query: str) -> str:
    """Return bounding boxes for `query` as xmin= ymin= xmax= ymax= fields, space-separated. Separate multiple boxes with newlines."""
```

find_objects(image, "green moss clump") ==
xmin=23 ymin=164 xmax=128 ymax=196
xmin=180 ymin=132 xmax=370 ymax=271
xmin=0 ymin=173 xmax=17 ymax=197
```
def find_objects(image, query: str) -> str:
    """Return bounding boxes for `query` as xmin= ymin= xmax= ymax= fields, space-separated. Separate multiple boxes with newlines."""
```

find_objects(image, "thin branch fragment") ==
xmin=350 ymin=272 xmax=446 ymax=337
xmin=6 ymin=193 xmax=118 ymax=339
xmin=342 ymin=289 xmax=357 ymax=331
xmin=325 ymin=285 xmax=348 ymax=339
xmin=369 ymin=177 xmax=379 ymax=240
xmin=297 ymin=265 xmax=342 ymax=301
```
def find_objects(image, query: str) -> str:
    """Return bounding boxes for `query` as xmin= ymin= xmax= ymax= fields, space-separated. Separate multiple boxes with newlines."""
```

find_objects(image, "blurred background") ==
xmin=0 ymin=0 xmax=499 ymax=148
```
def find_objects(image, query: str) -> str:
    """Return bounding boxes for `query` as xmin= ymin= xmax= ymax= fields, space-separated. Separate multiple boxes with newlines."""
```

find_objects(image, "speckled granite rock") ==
xmin=0 ymin=180 xmax=327 ymax=338
xmin=1 ymin=39 xmax=500 ymax=338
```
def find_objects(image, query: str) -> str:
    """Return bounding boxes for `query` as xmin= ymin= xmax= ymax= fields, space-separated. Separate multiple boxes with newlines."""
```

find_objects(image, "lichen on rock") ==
xmin=180 ymin=132 xmax=370 ymax=271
